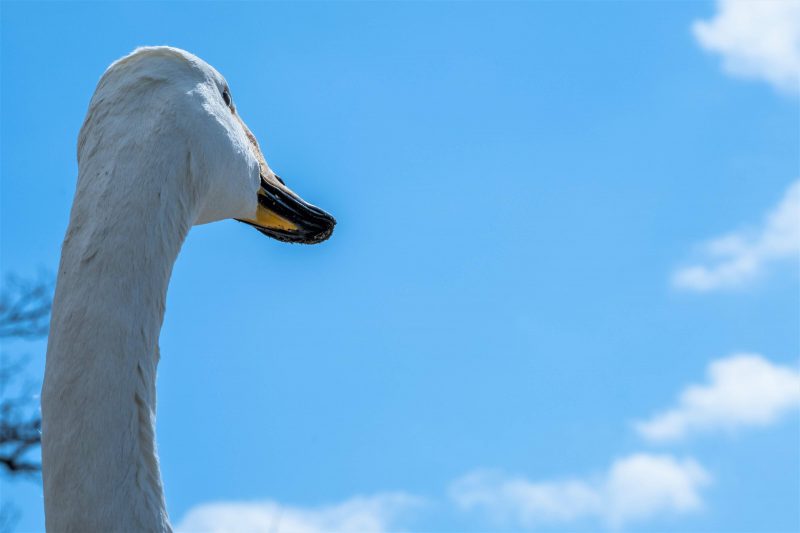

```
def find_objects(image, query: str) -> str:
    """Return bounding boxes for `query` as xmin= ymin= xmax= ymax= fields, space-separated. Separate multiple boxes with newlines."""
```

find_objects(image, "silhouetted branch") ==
xmin=0 ymin=275 xmax=52 ymax=339
xmin=0 ymin=275 xmax=52 ymax=477
xmin=0 ymin=385 xmax=42 ymax=474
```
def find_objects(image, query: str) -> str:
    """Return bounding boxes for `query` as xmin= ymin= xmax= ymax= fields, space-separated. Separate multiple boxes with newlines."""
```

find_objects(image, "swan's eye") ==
xmin=222 ymin=88 xmax=232 ymax=108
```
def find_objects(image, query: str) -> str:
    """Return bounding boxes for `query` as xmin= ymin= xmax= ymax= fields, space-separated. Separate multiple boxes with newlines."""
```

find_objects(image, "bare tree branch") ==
xmin=0 ymin=382 xmax=42 ymax=474
xmin=0 ymin=275 xmax=53 ymax=339
xmin=0 ymin=274 xmax=53 ymax=477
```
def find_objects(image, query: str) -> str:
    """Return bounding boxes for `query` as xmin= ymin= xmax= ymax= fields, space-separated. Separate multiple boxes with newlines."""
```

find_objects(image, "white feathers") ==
xmin=42 ymin=47 xmax=262 ymax=532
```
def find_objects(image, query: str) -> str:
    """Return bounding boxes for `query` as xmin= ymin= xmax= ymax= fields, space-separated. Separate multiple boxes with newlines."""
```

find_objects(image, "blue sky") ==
xmin=2 ymin=1 xmax=799 ymax=532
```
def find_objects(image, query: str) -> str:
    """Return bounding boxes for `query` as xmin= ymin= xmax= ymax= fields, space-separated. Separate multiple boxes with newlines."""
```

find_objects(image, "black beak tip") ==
xmin=305 ymin=211 xmax=336 ymax=244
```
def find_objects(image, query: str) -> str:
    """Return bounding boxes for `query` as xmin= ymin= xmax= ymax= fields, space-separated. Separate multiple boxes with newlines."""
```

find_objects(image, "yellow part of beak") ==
xmin=253 ymin=204 xmax=299 ymax=232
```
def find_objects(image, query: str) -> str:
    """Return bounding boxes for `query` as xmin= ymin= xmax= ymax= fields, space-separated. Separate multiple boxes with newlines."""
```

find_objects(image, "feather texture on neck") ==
xmin=41 ymin=49 xmax=205 ymax=532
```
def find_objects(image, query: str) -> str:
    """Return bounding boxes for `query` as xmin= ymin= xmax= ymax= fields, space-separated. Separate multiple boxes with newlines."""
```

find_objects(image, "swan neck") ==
xmin=42 ymin=149 xmax=195 ymax=531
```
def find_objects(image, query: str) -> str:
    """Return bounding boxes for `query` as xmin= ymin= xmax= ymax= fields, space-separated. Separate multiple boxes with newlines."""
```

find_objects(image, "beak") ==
xmin=238 ymin=174 xmax=336 ymax=244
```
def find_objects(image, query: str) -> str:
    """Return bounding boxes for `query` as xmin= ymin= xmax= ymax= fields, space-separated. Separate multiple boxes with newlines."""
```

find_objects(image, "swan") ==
xmin=41 ymin=46 xmax=335 ymax=531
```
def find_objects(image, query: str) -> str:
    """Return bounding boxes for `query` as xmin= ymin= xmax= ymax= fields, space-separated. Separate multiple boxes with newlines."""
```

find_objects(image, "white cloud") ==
xmin=672 ymin=180 xmax=800 ymax=291
xmin=692 ymin=0 xmax=800 ymax=93
xmin=175 ymin=492 xmax=423 ymax=533
xmin=174 ymin=354 xmax=800 ymax=532
xmin=635 ymin=353 xmax=800 ymax=443
xmin=449 ymin=454 xmax=711 ymax=530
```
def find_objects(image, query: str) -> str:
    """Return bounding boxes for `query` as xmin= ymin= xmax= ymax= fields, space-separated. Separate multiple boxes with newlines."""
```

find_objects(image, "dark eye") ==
xmin=222 ymin=88 xmax=232 ymax=108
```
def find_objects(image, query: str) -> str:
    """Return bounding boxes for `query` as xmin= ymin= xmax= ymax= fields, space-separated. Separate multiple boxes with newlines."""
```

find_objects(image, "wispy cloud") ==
xmin=175 ymin=492 xmax=423 ymax=533
xmin=635 ymin=354 xmax=800 ymax=443
xmin=692 ymin=0 xmax=800 ymax=94
xmin=672 ymin=180 xmax=800 ymax=291
xmin=449 ymin=454 xmax=711 ymax=530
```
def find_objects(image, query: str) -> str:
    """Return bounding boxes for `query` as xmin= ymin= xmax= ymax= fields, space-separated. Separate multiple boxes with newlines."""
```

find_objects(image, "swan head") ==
xmin=83 ymin=46 xmax=335 ymax=244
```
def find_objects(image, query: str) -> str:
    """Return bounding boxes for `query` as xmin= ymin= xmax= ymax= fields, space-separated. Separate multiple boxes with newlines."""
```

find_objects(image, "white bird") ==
xmin=41 ymin=46 xmax=335 ymax=532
